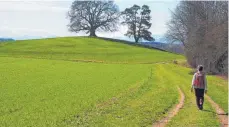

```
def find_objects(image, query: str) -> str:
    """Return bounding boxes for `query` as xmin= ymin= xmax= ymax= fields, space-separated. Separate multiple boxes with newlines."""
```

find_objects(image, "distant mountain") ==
xmin=140 ymin=41 xmax=167 ymax=48
xmin=112 ymin=35 xmax=184 ymax=54
xmin=113 ymin=35 xmax=166 ymax=43
xmin=140 ymin=41 xmax=184 ymax=54
xmin=0 ymin=38 xmax=15 ymax=42
xmin=15 ymin=35 xmax=56 ymax=40
xmin=99 ymin=36 xmax=184 ymax=54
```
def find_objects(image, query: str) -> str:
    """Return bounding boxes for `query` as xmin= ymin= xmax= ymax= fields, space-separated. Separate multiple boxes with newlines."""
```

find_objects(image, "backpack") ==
xmin=194 ymin=72 xmax=205 ymax=87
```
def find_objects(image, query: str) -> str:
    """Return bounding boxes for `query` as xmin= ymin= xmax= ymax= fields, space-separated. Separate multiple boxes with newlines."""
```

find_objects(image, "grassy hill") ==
xmin=0 ymin=37 xmax=183 ymax=63
xmin=0 ymin=37 xmax=227 ymax=127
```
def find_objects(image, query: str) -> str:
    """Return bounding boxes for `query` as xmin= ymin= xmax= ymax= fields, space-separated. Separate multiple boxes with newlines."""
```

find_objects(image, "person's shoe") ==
xmin=199 ymin=105 xmax=203 ymax=110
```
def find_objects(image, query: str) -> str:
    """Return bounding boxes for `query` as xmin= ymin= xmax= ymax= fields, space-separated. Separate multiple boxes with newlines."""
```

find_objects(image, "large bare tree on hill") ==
xmin=68 ymin=1 xmax=119 ymax=37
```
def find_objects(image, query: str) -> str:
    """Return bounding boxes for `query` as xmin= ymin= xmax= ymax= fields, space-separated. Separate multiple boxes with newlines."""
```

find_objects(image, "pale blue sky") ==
xmin=0 ymin=0 xmax=179 ymax=40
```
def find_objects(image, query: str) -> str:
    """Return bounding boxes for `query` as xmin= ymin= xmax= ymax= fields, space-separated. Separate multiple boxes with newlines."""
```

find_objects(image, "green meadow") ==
xmin=0 ymin=37 xmax=227 ymax=127
xmin=0 ymin=37 xmax=183 ymax=63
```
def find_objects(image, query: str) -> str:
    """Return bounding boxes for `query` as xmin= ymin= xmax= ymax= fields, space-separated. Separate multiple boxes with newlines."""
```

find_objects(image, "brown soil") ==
xmin=205 ymin=95 xmax=228 ymax=127
xmin=152 ymin=87 xmax=185 ymax=127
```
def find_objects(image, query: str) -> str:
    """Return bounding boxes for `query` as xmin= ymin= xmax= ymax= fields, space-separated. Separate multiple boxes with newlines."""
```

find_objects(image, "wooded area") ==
xmin=166 ymin=1 xmax=228 ymax=75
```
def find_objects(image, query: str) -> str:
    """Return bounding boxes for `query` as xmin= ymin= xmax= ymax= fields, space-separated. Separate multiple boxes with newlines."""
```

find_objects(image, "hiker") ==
xmin=191 ymin=65 xmax=207 ymax=110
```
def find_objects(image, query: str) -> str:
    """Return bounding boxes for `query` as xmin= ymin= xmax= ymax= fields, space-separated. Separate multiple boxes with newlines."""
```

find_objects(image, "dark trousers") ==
xmin=194 ymin=88 xmax=205 ymax=108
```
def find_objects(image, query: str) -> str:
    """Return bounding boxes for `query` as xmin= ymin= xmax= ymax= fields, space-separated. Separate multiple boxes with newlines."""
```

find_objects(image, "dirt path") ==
xmin=205 ymin=95 xmax=228 ymax=127
xmin=152 ymin=87 xmax=185 ymax=127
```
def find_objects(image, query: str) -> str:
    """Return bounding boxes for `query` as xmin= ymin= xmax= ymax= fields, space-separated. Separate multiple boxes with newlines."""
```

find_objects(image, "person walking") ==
xmin=191 ymin=65 xmax=207 ymax=110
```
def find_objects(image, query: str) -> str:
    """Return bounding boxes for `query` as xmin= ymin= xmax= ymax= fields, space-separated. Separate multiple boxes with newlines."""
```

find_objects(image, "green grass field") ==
xmin=0 ymin=37 xmax=183 ymax=63
xmin=0 ymin=37 xmax=227 ymax=127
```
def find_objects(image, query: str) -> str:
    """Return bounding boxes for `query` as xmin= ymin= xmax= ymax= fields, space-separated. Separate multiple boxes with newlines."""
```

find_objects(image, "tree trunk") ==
xmin=89 ymin=29 xmax=97 ymax=37
xmin=134 ymin=36 xmax=139 ymax=43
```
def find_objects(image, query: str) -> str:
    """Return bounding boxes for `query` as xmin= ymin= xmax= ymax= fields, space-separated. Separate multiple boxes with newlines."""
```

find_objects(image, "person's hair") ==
xmin=197 ymin=65 xmax=203 ymax=71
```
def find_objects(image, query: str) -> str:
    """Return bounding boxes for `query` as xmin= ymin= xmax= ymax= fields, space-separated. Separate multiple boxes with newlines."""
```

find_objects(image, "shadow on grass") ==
xmin=202 ymin=109 xmax=228 ymax=116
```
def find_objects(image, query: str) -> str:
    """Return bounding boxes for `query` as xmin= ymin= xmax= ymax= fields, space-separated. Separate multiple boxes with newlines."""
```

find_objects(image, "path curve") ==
xmin=205 ymin=95 xmax=228 ymax=127
xmin=152 ymin=87 xmax=185 ymax=127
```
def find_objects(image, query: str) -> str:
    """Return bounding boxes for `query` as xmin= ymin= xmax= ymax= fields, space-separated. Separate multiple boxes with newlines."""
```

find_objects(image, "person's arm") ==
xmin=204 ymin=74 xmax=207 ymax=93
xmin=191 ymin=73 xmax=196 ymax=92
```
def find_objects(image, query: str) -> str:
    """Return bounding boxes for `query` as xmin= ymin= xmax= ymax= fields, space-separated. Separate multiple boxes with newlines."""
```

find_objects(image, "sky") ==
xmin=0 ymin=0 xmax=179 ymax=41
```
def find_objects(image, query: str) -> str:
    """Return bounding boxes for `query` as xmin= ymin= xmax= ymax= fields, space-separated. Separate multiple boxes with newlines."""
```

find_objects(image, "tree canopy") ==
xmin=121 ymin=5 xmax=154 ymax=43
xmin=68 ymin=1 xmax=119 ymax=37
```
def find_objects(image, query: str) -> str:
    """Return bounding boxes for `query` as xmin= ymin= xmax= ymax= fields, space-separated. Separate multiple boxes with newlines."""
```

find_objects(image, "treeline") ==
xmin=166 ymin=1 xmax=228 ymax=75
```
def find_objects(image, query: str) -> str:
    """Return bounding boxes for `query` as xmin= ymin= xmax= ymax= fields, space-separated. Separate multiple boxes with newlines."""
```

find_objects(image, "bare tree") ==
xmin=166 ymin=1 xmax=228 ymax=75
xmin=68 ymin=1 xmax=119 ymax=37
xmin=121 ymin=5 xmax=155 ymax=43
